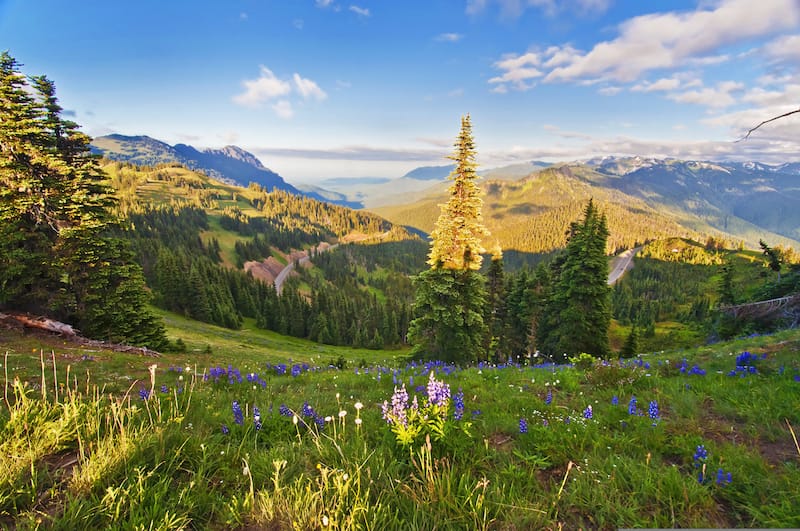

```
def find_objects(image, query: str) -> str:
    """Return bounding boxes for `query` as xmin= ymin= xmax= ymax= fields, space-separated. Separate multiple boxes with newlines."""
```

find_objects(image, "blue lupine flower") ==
xmin=221 ymin=424 xmax=230 ymax=435
xmin=564 ymin=416 xmax=571 ymax=424
xmin=453 ymin=389 xmax=465 ymax=421
xmin=693 ymin=444 xmax=708 ymax=463
xmin=279 ymin=404 xmax=292 ymax=417
xmin=545 ymin=389 xmax=553 ymax=405
xmin=519 ymin=418 xmax=528 ymax=434
xmin=253 ymin=406 xmax=262 ymax=431
xmin=716 ymin=468 xmax=732 ymax=486
xmin=583 ymin=405 xmax=593 ymax=419
xmin=301 ymin=401 xmax=315 ymax=417
xmin=794 ymin=374 xmax=800 ymax=382
xmin=471 ymin=410 xmax=482 ymax=418
xmin=611 ymin=395 xmax=619 ymax=406
xmin=138 ymin=387 xmax=150 ymax=401
xmin=648 ymin=400 xmax=660 ymax=422
xmin=160 ymin=384 xmax=169 ymax=394
xmin=628 ymin=396 xmax=637 ymax=415
xmin=232 ymin=401 xmax=244 ymax=425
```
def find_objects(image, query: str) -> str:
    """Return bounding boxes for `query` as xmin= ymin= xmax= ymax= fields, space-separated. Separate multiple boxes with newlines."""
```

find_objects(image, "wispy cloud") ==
xmin=232 ymin=66 xmax=291 ymax=107
xmin=435 ymin=32 xmax=463 ymax=42
xmin=467 ymin=0 xmax=610 ymax=18
xmin=233 ymin=66 xmax=326 ymax=118
xmin=253 ymin=145 xmax=446 ymax=162
xmin=349 ymin=5 xmax=370 ymax=17
xmin=667 ymin=81 xmax=744 ymax=109
xmin=293 ymin=73 xmax=328 ymax=100
xmin=315 ymin=0 xmax=334 ymax=7
xmin=272 ymin=100 xmax=294 ymax=119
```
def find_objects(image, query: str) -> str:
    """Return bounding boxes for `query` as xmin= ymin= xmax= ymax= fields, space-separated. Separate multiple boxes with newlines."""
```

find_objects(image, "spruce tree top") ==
xmin=427 ymin=115 xmax=490 ymax=271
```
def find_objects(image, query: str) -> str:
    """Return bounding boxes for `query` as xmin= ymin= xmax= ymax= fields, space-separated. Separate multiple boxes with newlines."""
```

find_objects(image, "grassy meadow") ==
xmin=1 ymin=313 xmax=799 ymax=530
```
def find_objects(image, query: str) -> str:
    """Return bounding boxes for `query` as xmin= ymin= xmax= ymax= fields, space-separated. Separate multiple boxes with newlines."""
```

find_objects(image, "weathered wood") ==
xmin=0 ymin=312 xmax=76 ymax=336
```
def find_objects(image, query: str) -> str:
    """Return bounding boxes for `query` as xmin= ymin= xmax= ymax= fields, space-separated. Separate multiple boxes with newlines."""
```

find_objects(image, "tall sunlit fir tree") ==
xmin=408 ymin=115 xmax=490 ymax=363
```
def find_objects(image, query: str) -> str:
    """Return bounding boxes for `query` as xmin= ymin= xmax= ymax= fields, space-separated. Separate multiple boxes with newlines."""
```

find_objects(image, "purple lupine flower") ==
xmin=278 ymin=404 xmax=292 ymax=417
xmin=138 ymin=387 xmax=150 ymax=401
xmin=160 ymin=384 xmax=169 ymax=394
xmin=382 ymin=384 xmax=410 ymax=426
xmin=301 ymin=401 xmax=315 ymax=417
xmin=545 ymin=389 xmax=553 ymax=405
xmin=611 ymin=395 xmax=619 ymax=406
xmin=583 ymin=405 xmax=593 ymax=419
xmin=716 ymin=468 xmax=732 ymax=486
xmin=221 ymin=424 xmax=230 ymax=435
xmin=426 ymin=372 xmax=450 ymax=407
xmin=232 ymin=401 xmax=244 ymax=425
xmin=519 ymin=418 xmax=528 ymax=434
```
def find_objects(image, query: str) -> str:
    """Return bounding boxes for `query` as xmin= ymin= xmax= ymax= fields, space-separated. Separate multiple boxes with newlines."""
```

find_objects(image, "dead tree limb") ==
xmin=736 ymin=107 xmax=800 ymax=142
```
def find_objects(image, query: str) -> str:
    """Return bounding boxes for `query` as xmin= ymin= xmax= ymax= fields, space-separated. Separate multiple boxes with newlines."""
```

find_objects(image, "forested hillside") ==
xmin=101 ymin=160 xmax=421 ymax=348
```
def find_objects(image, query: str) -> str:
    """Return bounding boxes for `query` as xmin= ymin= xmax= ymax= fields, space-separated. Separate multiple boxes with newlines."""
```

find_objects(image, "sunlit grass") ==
xmin=2 ymin=322 xmax=799 ymax=529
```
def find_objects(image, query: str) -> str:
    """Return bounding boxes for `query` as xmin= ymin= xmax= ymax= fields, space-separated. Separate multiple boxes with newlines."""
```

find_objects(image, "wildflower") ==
xmin=426 ymin=372 xmax=450 ymax=407
xmin=278 ymin=404 xmax=292 ymax=417
xmin=611 ymin=395 xmax=619 ymax=406
xmin=542 ymin=419 xmax=549 ymax=427
xmin=545 ymin=389 xmax=553 ymax=405
xmin=355 ymin=417 xmax=362 ymax=426
xmin=338 ymin=410 xmax=347 ymax=418
xmin=693 ymin=444 xmax=708 ymax=464
xmin=138 ymin=387 xmax=150 ymax=400
xmin=716 ymin=468 xmax=731 ymax=486
xmin=382 ymin=384 xmax=410 ymax=426
xmin=354 ymin=401 xmax=364 ymax=411
xmin=232 ymin=401 xmax=244 ymax=425
xmin=302 ymin=401 xmax=315 ymax=417
xmin=453 ymin=389 xmax=465 ymax=421
xmin=648 ymin=400 xmax=660 ymax=423
xmin=221 ymin=424 xmax=230 ymax=435
xmin=519 ymin=418 xmax=528 ymax=434
xmin=583 ymin=405 xmax=593 ymax=419
xmin=160 ymin=384 xmax=169 ymax=394
xmin=253 ymin=406 xmax=262 ymax=431
xmin=628 ymin=396 xmax=637 ymax=415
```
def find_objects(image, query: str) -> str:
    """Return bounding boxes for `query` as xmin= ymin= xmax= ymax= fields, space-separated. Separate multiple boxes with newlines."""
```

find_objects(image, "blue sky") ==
xmin=2 ymin=0 xmax=799 ymax=182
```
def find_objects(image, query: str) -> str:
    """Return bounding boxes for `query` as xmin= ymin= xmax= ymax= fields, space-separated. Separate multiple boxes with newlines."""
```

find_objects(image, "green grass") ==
xmin=2 ymin=318 xmax=799 ymax=529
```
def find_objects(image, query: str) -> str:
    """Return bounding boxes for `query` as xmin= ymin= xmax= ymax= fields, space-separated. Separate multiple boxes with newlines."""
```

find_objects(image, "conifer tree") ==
xmin=0 ymin=52 xmax=166 ymax=348
xmin=539 ymin=199 xmax=611 ymax=360
xmin=408 ymin=115 xmax=490 ymax=363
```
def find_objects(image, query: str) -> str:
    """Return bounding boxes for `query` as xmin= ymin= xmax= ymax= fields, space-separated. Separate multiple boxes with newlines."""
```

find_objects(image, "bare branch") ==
xmin=736 ymin=107 xmax=800 ymax=142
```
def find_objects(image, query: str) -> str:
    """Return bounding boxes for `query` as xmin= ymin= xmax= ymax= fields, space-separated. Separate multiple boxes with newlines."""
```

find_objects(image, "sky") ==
xmin=2 ymin=0 xmax=799 ymax=182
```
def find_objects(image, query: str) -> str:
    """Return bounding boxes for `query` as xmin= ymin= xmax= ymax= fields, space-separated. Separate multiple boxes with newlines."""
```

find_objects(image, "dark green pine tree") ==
xmin=485 ymin=248 xmax=508 ymax=362
xmin=0 ymin=53 xmax=166 ymax=348
xmin=407 ymin=115 xmax=490 ymax=363
xmin=539 ymin=199 xmax=611 ymax=360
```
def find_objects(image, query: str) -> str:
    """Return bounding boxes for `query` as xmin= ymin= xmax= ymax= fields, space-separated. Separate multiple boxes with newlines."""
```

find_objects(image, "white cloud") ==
xmin=542 ymin=0 xmax=800 ymax=83
xmin=233 ymin=66 xmax=326 ymax=117
xmin=598 ymin=86 xmax=622 ymax=96
xmin=435 ymin=32 xmax=463 ymax=42
xmin=349 ymin=5 xmax=370 ymax=17
xmin=272 ymin=100 xmax=294 ymax=119
xmin=631 ymin=77 xmax=682 ymax=93
xmin=316 ymin=0 xmax=334 ymax=7
xmin=667 ymin=81 xmax=744 ymax=109
xmin=763 ymin=34 xmax=800 ymax=62
xmin=489 ymin=51 xmax=544 ymax=89
xmin=232 ymin=66 xmax=292 ymax=107
xmin=293 ymin=73 xmax=328 ymax=101
xmin=466 ymin=0 xmax=609 ymax=18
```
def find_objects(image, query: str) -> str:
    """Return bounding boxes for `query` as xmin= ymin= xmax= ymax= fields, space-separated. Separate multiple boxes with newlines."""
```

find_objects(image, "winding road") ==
xmin=607 ymin=246 xmax=641 ymax=285
xmin=273 ymin=243 xmax=339 ymax=295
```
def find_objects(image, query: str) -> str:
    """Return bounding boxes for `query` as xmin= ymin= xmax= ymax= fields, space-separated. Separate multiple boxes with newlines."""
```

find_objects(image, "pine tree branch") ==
xmin=736 ymin=107 xmax=800 ymax=142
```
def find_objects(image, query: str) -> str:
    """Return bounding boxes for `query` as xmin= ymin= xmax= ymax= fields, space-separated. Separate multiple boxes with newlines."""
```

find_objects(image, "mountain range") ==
xmin=91 ymin=134 xmax=800 ymax=251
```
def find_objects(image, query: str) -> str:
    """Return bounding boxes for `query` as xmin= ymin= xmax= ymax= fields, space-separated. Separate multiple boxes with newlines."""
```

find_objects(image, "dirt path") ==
xmin=608 ymin=246 xmax=642 ymax=285
xmin=273 ymin=242 xmax=339 ymax=295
